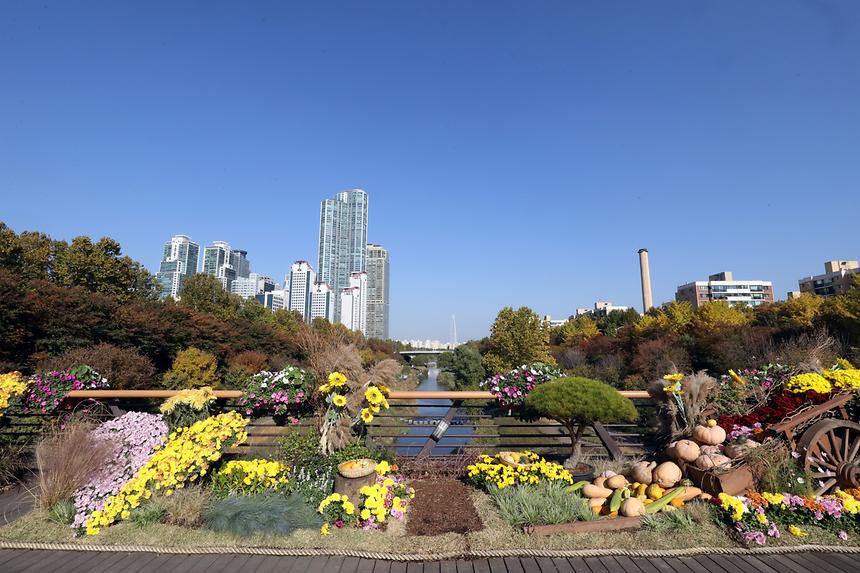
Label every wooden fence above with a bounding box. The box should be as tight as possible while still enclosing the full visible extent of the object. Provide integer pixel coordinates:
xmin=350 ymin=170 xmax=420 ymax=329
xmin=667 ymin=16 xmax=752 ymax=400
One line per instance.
xmin=0 ymin=390 xmax=656 ymax=461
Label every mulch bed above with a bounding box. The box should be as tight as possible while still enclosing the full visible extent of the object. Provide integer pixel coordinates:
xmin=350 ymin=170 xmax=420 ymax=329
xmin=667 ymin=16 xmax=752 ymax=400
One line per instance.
xmin=406 ymin=478 xmax=484 ymax=536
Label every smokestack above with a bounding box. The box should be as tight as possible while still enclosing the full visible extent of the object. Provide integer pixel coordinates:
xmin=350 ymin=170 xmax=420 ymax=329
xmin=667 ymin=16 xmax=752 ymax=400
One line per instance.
xmin=638 ymin=248 xmax=653 ymax=313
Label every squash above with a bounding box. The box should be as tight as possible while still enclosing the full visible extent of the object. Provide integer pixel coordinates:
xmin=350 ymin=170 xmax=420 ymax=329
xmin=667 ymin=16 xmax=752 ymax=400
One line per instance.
xmin=676 ymin=486 xmax=703 ymax=502
xmin=700 ymin=445 xmax=724 ymax=456
xmin=593 ymin=476 xmax=608 ymax=488
xmin=646 ymin=484 xmax=664 ymax=500
xmin=694 ymin=453 xmax=731 ymax=470
xmin=672 ymin=439 xmax=701 ymax=462
xmin=600 ymin=470 xmax=617 ymax=479
xmin=629 ymin=461 xmax=656 ymax=485
xmin=652 ymin=461 xmax=682 ymax=488
xmin=620 ymin=498 xmax=646 ymax=517
xmin=588 ymin=496 xmax=607 ymax=508
xmin=692 ymin=420 xmax=727 ymax=446
xmin=582 ymin=484 xmax=614 ymax=498
xmin=724 ymin=440 xmax=759 ymax=459
xmin=669 ymin=498 xmax=685 ymax=508
xmin=606 ymin=474 xmax=629 ymax=490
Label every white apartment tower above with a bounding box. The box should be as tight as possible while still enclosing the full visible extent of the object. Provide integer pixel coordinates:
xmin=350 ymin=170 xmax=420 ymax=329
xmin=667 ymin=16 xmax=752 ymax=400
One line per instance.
xmin=310 ymin=282 xmax=336 ymax=323
xmin=339 ymin=272 xmax=368 ymax=334
xmin=230 ymin=273 xmax=275 ymax=298
xmin=287 ymin=261 xmax=316 ymax=322
xmin=365 ymin=244 xmax=390 ymax=339
xmin=318 ymin=189 xmax=368 ymax=318
xmin=156 ymin=235 xmax=200 ymax=300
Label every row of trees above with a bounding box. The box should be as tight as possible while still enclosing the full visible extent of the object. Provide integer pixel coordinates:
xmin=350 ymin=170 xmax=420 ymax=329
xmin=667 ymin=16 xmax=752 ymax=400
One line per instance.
xmin=0 ymin=223 xmax=402 ymax=387
xmin=440 ymin=288 xmax=860 ymax=390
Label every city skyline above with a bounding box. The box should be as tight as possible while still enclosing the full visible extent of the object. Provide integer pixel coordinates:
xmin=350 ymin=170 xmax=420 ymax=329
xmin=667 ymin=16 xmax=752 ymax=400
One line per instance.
xmin=3 ymin=2 xmax=859 ymax=342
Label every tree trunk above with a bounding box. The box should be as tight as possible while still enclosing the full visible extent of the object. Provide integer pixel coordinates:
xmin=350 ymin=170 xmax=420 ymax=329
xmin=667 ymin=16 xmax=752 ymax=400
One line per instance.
xmin=565 ymin=422 xmax=587 ymax=467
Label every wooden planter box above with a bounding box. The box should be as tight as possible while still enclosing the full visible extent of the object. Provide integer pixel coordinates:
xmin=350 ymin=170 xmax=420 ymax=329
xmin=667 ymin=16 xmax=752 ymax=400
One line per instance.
xmin=525 ymin=516 xmax=642 ymax=535
xmin=685 ymin=465 xmax=754 ymax=496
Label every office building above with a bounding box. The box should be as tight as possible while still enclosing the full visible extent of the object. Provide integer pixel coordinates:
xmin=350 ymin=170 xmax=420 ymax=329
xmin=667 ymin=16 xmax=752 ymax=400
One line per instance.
xmin=231 ymin=273 xmax=275 ymax=298
xmin=675 ymin=271 xmax=774 ymax=309
xmin=798 ymin=260 xmax=859 ymax=297
xmin=339 ymin=272 xmax=367 ymax=334
xmin=256 ymin=289 xmax=286 ymax=311
xmin=365 ymin=244 xmax=390 ymax=339
xmin=155 ymin=235 xmax=200 ymax=300
xmin=318 ymin=189 xmax=369 ymax=318
xmin=287 ymin=261 xmax=316 ymax=321
xmin=202 ymin=241 xmax=250 ymax=291
xmin=310 ymin=282 xmax=336 ymax=323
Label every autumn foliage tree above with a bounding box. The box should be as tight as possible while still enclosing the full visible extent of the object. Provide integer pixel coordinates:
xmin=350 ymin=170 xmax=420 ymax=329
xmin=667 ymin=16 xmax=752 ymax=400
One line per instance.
xmin=482 ymin=306 xmax=555 ymax=374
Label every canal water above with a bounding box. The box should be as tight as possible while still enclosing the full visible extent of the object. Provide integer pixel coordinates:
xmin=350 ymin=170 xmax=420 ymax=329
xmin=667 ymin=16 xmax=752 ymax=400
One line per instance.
xmin=395 ymin=365 xmax=474 ymax=456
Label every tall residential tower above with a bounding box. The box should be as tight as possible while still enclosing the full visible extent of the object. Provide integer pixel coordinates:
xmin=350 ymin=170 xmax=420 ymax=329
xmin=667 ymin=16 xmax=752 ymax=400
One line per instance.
xmin=318 ymin=189 xmax=368 ymax=318
xmin=287 ymin=260 xmax=316 ymax=322
xmin=202 ymin=241 xmax=250 ymax=291
xmin=156 ymin=235 xmax=200 ymax=299
xmin=365 ymin=244 xmax=390 ymax=339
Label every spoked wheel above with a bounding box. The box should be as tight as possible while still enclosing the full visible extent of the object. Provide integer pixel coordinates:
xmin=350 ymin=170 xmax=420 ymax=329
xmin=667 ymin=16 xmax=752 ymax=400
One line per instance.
xmin=797 ymin=419 xmax=860 ymax=495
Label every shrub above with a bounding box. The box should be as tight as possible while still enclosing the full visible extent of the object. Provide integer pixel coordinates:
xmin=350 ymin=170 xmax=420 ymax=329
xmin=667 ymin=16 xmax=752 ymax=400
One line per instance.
xmin=129 ymin=504 xmax=166 ymax=528
xmin=36 ymin=420 xmax=113 ymax=509
xmin=48 ymin=499 xmax=76 ymax=525
xmin=161 ymin=348 xmax=220 ymax=389
xmin=158 ymin=387 xmax=215 ymax=430
xmin=36 ymin=344 xmax=156 ymax=390
xmin=204 ymin=492 xmax=321 ymax=537
xmin=489 ymin=481 xmax=593 ymax=527
xmin=524 ymin=377 xmax=638 ymax=462
xmin=0 ymin=371 xmax=28 ymax=416
xmin=157 ymin=485 xmax=211 ymax=527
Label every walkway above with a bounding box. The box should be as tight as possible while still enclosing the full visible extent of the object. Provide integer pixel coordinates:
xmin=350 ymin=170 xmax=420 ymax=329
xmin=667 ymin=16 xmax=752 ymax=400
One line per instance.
xmin=0 ymin=549 xmax=858 ymax=573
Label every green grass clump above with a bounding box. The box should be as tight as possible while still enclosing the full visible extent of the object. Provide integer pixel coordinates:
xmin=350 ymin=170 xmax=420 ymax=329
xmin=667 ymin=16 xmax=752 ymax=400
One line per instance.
xmin=642 ymin=509 xmax=694 ymax=532
xmin=47 ymin=499 xmax=75 ymax=525
xmin=489 ymin=481 xmax=594 ymax=528
xmin=204 ymin=492 xmax=321 ymax=537
xmin=129 ymin=504 xmax=166 ymax=528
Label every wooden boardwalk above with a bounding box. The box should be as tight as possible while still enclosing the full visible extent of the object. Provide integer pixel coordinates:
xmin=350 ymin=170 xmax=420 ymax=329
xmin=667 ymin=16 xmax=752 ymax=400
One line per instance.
xmin=0 ymin=549 xmax=858 ymax=573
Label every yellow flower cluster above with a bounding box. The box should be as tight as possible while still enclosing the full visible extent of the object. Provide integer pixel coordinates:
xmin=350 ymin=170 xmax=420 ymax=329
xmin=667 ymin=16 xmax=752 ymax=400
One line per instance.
xmin=761 ymin=492 xmax=785 ymax=506
xmin=159 ymin=387 xmax=216 ymax=413
xmin=718 ymin=492 xmax=747 ymax=522
xmin=318 ymin=371 xmax=347 ymax=394
xmin=466 ymin=451 xmax=573 ymax=490
xmin=360 ymin=383 xmax=390 ymax=424
xmin=84 ymin=411 xmax=248 ymax=535
xmin=662 ymin=373 xmax=684 ymax=382
xmin=0 ymin=372 xmax=27 ymax=417
xmin=213 ymin=459 xmax=288 ymax=495
xmin=836 ymin=490 xmax=860 ymax=514
xmin=823 ymin=369 xmax=860 ymax=391
xmin=785 ymin=372 xmax=832 ymax=394
xmin=318 ymin=492 xmax=356 ymax=516
xmin=360 ymin=483 xmax=395 ymax=523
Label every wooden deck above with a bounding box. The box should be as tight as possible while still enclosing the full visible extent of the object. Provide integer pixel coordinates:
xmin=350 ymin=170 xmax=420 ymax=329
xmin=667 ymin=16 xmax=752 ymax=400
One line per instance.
xmin=0 ymin=549 xmax=857 ymax=573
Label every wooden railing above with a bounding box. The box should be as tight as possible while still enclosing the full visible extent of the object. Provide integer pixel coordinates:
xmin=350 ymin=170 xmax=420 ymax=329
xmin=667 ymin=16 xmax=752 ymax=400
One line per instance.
xmin=3 ymin=390 xmax=656 ymax=460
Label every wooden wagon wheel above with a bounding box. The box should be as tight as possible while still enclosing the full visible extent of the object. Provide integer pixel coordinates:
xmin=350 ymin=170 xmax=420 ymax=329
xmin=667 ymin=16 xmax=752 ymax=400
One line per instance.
xmin=797 ymin=419 xmax=860 ymax=496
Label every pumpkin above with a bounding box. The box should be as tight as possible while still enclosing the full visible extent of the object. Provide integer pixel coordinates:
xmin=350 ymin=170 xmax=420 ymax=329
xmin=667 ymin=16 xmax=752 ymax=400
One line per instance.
xmin=629 ymin=461 xmax=656 ymax=485
xmin=724 ymin=440 xmax=759 ymax=459
xmin=652 ymin=461 xmax=682 ymax=488
xmin=606 ymin=474 xmax=629 ymax=489
xmin=692 ymin=419 xmax=726 ymax=446
xmin=672 ymin=439 xmax=701 ymax=462
xmin=694 ymin=453 xmax=731 ymax=470
xmin=588 ymin=497 xmax=607 ymax=508
xmin=700 ymin=444 xmax=724 ymax=456
xmin=582 ymin=484 xmax=614 ymax=498
xmin=620 ymin=498 xmax=646 ymax=517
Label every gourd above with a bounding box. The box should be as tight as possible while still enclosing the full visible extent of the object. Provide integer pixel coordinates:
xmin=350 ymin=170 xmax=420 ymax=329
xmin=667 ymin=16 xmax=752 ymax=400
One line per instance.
xmin=644 ymin=486 xmax=684 ymax=513
xmin=646 ymin=484 xmax=664 ymax=500
xmin=600 ymin=470 xmax=617 ymax=478
xmin=629 ymin=461 xmax=656 ymax=485
xmin=724 ymin=440 xmax=759 ymax=459
xmin=588 ymin=497 xmax=607 ymax=508
xmin=582 ymin=484 xmax=613 ymax=498
xmin=620 ymin=498 xmax=646 ymax=517
xmin=700 ymin=444 xmax=724 ymax=456
xmin=692 ymin=420 xmax=727 ymax=446
xmin=675 ymin=485 xmax=703 ymax=502
xmin=695 ymin=453 xmax=731 ymax=470
xmin=672 ymin=439 xmax=701 ymax=462
xmin=593 ymin=476 xmax=608 ymax=488
xmin=606 ymin=474 xmax=629 ymax=489
xmin=652 ymin=461 xmax=682 ymax=488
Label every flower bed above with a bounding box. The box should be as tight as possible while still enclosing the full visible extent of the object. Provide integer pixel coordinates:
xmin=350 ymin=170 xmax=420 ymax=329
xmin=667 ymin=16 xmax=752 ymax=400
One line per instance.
xmin=21 ymin=365 xmax=109 ymax=414
xmin=481 ymin=363 xmax=562 ymax=406
xmin=467 ymin=451 xmax=573 ymax=490
xmin=212 ymin=459 xmax=289 ymax=496
xmin=238 ymin=367 xmax=313 ymax=417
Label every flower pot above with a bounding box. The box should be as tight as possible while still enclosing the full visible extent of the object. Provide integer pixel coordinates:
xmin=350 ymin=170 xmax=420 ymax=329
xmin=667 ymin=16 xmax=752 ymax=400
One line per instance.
xmin=567 ymin=462 xmax=595 ymax=482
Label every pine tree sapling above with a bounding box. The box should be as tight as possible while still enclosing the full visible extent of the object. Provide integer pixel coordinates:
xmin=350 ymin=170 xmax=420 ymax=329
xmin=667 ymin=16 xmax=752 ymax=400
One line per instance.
xmin=524 ymin=377 xmax=638 ymax=463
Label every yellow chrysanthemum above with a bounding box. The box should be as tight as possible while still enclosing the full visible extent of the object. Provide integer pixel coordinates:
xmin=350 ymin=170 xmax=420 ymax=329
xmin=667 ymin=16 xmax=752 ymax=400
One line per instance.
xmin=662 ymin=373 xmax=684 ymax=382
xmin=332 ymin=394 xmax=347 ymax=408
xmin=328 ymin=372 xmax=347 ymax=387
xmin=360 ymin=408 xmax=374 ymax=423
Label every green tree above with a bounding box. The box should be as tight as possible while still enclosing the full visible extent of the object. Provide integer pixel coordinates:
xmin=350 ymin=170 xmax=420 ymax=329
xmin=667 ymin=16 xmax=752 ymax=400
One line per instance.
xmin=178 ymin=274 xmax=241 ymax=318
xmin=437 ymin=345 xmax=486 ymax=390
xmin=597 ymin=308 xmax=640 ymax=336
xmin=692 ymin=300 xmax=753 ymax=332
xmin=162 ymin=347 xmax=220 ymax=389
xmin=482 ymin=306 xmax=555 ymax=374
xmin=776 ymin=293 xmax=826 ymax=330
xmin=555 ymin=315 xmax=600 ymax=345
xmin=524 ymin=377 xmax=637 ymax=462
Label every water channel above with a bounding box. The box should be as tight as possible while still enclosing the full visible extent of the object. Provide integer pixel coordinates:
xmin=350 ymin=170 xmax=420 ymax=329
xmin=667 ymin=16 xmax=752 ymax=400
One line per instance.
xmin=395 ymin=364 xmax=475 ymax=456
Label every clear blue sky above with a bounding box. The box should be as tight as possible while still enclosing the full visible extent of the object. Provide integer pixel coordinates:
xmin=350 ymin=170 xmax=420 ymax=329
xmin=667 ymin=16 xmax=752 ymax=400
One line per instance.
xmin=2 ymin=1 xmax=859 ymax=342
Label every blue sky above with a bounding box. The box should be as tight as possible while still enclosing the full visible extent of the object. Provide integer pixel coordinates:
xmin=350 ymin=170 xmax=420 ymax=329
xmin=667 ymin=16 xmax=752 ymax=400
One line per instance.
xmin=1 ymin=1 xmax=859 ymax=342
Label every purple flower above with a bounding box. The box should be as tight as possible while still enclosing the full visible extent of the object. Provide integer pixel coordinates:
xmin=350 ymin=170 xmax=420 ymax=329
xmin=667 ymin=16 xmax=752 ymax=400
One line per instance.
xmin=838 ymin=531 xmax=848 ymax=541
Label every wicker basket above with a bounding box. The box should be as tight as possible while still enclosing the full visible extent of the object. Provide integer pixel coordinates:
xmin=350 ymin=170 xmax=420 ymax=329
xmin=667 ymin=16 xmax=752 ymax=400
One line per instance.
xmin=497 ymin=451 xmax=533 ymax=470
xmin=337 ymin=458 xmax=377 ymax=478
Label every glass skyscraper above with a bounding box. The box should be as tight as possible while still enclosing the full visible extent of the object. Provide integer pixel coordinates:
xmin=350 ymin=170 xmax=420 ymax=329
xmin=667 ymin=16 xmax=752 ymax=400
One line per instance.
xmin=318 ymin=189 xmax=368 ymax=318
xmin=156 ymin=235 xmax=200 ymax=300
xmin=202 ymin=241 xmax=250 ymax=291
xmin=365 ymin=244 xmax=389 ymax=339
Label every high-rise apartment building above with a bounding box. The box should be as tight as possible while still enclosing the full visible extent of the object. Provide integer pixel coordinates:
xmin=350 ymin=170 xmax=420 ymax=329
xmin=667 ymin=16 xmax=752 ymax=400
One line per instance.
xmin=675 ymin=271 xmax=774 ymax=309
xmin=310 ymin=282 xmax=336 ymax=323
xmin=155 ymin=235 xmax=200 ymax=299
xmin=202 ymin=241 xmax=250 ymax=291
xmin=365 ymin=244 xmax=390 ymax=339
xmin=231 ymin=273 xmax=275 ymax=298
xmin=286 ymin=261 xmax=316 ymax=322
xmin=339 ymin=272 xmax=367 ymax=334
xmin=318 ymin=189 xmax=368 ymax=318
xmin=798 ymin=260 xmax=859 ymax=297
